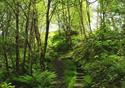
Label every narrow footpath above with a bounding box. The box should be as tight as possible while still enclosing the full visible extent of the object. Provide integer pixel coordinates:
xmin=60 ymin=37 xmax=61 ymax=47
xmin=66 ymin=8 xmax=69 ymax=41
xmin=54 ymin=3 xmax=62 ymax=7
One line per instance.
xmin=54 ymin=59 xmax=65 ymax=88
xmin=74 ymin=65 xmax=84 ymax=88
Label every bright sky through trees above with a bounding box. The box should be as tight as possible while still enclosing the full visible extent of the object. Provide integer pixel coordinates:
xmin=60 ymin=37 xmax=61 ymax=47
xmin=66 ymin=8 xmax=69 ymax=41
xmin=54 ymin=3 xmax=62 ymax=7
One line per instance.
xmin=49 ymin=0 xmax=98 ymax=32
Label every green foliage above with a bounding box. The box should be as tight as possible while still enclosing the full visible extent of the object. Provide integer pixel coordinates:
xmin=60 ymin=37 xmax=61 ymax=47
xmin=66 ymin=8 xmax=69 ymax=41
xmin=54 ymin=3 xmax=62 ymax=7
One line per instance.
xmin=73 ymin=29 xmax=125 ymax=88
xmin=68 ymin=76 xmax=76 ymax=88
xmin=11 ymin=71 xmax=56 ymax=88
xmin=121 ymin=81 xmax=125 ymax=88
xmin=0 ymin=69 xmax=9 ymax=82
xmin=51 ymin=32 xmax=69 ymax=52
xmin=1 ymin=0 xmax=125 ymax=88
xmin=33 ymin=71 xmax=56 ymax=88
xmin=83 ymin=75 xmax=92 ymax=84
xmin=63 ymin=60 xmax=76 ymax=88
xmin=0 ymin=82 xmax=15 ymax=88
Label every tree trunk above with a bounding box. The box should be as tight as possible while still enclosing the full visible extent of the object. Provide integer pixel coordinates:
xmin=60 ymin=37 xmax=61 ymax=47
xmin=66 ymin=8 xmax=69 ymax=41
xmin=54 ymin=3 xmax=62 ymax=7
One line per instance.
xmin=66 ymin=0 xmax=72 ymax=47
xmin=79 ymin=0 xmax=87 ymax=39
xmin=86 ymin=0 xmax=92 ymax=33
xmin=2 ymin=29 xmax=9 ymax=74
xmin=22 ymin=2 xmax=31 ymax=73
xmin=44 ymin=0 xmax=51 ymax=54
xmin=15 ymin=2 xmax=20 ymax=73
xmin=32 ymin=0 xmax=45 ymax=71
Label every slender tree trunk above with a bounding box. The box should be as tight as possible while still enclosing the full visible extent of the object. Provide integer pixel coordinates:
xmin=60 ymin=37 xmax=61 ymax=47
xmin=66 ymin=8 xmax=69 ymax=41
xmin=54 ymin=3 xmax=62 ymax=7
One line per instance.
xmin=79 ymin=0 xmax=87 ymax=39
xmin=28 ymin=42 xmax=33 ymax=75
xmin=61 ymin=0 xmax=72 ymax=47
xmin=32 ymin=0 xmax=45 ymax=71
xmin=23 ymin=2 xmax=31 ymax=73
xmin=15 ymin=2 xmax=20 ymax=73
xmin=28 ymin=16 xmax=34 ymax=75
xmin=1 ymin=11 xmax=11 ymax=74
xmin=44 ymin=0 xmax=51 ymax=54
xmin=22 ymin=17 xmax=29 ymax=73
xmin=66 ymin=0 xmax=72 ymax=47
xmin=2 ymin=30 xmax=9 ymax=74
xmin=86 ymin=0 xmax=92 ymax=33
xmin=33 ymin=12 xmax=45 ymax=71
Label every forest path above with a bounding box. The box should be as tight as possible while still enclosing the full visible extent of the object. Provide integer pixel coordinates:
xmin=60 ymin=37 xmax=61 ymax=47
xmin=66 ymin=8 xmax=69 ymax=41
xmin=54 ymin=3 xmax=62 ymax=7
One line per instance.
xmin=74 ymin=65 xmax=84 ymax=88
xmin=54 ymin=59 xmax=66 ymax=88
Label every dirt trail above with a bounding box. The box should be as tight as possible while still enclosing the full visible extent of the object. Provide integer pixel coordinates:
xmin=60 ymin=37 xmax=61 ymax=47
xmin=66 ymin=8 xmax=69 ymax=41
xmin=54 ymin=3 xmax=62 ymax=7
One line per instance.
xmin=74 ymin=65 xmax=84 ymax=88
xmin=54 ymin=59 xmax=65 ymax=88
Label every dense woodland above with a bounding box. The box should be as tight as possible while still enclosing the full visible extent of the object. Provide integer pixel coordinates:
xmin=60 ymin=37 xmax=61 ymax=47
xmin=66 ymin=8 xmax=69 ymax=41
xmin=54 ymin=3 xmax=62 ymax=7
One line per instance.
xmin=0 ymin=0 xmax=125 ymax=88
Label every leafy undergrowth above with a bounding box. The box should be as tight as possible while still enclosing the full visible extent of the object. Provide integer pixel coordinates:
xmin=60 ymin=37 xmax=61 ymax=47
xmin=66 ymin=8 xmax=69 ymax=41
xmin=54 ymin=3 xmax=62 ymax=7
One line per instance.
xmin=6 ymin=71 xmax=56 ymax=88
xmin=63 ymin=59 xmax=76 ymax=88
xmin=73 ymin=29 xmax=125 ymax=88
xmin=0 ymin=82 xmax=15 ymax=88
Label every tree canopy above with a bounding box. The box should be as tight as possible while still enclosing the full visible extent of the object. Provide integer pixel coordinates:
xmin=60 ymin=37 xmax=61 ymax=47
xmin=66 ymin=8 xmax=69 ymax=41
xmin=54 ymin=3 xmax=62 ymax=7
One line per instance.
xmin=0 ymin=0 xmax=125 ymax=88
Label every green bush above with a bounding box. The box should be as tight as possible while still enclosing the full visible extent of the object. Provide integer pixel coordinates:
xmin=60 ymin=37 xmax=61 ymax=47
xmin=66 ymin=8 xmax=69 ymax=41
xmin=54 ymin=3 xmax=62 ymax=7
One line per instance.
xmin=73 ymin=29 xmax=125 ymax=88
xmin=11 ymin=71 xmax=56 ymax=88
xmin=68 ymin=76 xmax=76 ymax=88
xmin=0 ymin=69 xmax=9 ymax=82
xmin=33 ymin=71 xmax=56 ymax=88
xmin=0 ymin=82 xmax=15 ymax=88
xmin=51 ymin=32 xmax=70 ymax=52
xmin=63 ymin=60 xmax=76 ymax=88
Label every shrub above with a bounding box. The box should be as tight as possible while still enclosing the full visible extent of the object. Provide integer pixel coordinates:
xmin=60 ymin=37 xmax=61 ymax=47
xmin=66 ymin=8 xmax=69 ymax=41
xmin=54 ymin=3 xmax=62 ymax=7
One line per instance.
xmin=0 ymin=82 xmax=15 ymax=88
xmin=11 ymin=71 xmax=56 ymax=88
xmin=63 ymin=60 xmax=76 ymax=88
xmin=73 ymin=29 xmax=125 ymax=88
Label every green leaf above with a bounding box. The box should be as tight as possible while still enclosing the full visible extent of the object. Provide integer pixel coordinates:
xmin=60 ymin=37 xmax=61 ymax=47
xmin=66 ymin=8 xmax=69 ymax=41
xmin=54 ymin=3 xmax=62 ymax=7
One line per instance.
xmin=83 ymin=75 xmax=92 ymax=84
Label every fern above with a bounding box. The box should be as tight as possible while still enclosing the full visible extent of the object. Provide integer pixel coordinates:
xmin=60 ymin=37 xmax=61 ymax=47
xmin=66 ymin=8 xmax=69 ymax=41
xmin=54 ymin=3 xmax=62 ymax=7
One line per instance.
xmin=0 ymin=82 xmax=15 ymax=88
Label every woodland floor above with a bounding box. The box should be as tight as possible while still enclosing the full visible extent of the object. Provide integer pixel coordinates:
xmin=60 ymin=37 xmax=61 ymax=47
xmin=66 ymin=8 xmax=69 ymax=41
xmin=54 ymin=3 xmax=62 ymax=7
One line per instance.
xmin=54 ymin=59 xmax=83 ymax=88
